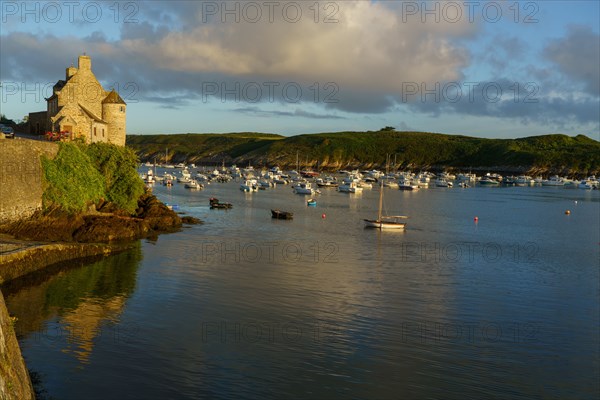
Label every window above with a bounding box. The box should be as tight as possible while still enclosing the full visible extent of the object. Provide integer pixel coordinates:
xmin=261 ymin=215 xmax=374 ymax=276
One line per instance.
xmin=94 ymin=127 xmax=97 ymax=136
xmin=120 ymin=106 xmax=125 ymax=112
xmin=102 ymin=129 xmax=105 ymax=137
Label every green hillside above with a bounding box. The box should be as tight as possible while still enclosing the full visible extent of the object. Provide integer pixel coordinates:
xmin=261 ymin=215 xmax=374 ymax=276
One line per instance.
xmin=126 ymin=132 xmax=284 ymax=163
xmin=126 ymin=131 xmax=600 ymax=175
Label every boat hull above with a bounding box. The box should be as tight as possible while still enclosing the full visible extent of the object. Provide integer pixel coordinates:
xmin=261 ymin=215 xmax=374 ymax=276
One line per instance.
xmin=271 ymin=210 xmax=293 ymax=220
xmin=363 ymin=219 xmax=406 ymax=230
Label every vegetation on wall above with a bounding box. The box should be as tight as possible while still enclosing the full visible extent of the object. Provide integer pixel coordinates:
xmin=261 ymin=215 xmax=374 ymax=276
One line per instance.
xmin=42 ymin=142 xmax=144 ymax=214
xmin=86 ymin=143 xmax=145 ymax=213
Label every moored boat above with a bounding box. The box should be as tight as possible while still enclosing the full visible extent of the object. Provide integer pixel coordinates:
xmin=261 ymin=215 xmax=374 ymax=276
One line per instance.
xmin=271 ymin=210 xmax=293 ymax=220
xmin=209 ymin=197 xmax=233 ymax=209
xmin=364 ymin=180 xmax=407 ymax=230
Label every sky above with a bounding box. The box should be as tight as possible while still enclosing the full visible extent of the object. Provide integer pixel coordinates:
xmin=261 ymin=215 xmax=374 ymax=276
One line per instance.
xmin=0 ymin=0 xmax=598 ymax=139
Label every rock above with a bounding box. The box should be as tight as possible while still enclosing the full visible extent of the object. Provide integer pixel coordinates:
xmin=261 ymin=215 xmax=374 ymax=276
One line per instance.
xmin=73 ymin=215 xmax=149 ymax=243
xmin=135 ymin=193 xmax=182 ymax=232
xmin=181 ymin=216 xmax=202 ymax=225
xmin=0 ymin=194 xmax=183 ymax=244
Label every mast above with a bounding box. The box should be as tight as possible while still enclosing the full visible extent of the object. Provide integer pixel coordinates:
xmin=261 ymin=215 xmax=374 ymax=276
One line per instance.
xmin=378 ymin=179 xmax=383 ymax=222
xmin=296 ymin=151 xmax=299 ymax=172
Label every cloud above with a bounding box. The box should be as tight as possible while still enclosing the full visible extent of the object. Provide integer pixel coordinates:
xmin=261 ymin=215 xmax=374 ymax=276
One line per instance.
xmin=544 ymin=25 xmax=600 ymax=95
xmin=233 ymin=107 xmax=346 ymax=120
xmin=1 ymin=1 xmax=475 ymax=114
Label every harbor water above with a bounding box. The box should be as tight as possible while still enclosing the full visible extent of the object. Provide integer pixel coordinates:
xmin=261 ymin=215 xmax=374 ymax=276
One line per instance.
xmin=4 ymin=179 xmax=599 ymax=399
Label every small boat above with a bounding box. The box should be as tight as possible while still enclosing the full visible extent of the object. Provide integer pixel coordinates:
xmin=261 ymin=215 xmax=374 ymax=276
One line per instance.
xmin=307 ymin=198 xmax=317 ymax=206
xmin=434 ymin=178 xmax=453 ymax=187
xmin=364 ymin=181 xmax=407 ymax=230
xmin=541 ymin=176 xmax=566 ymax=186
xmin=240 ymin=179 xmax=258 ymax=192
xmin=292 ymin=182 xmax=315 ymax=195
xmin=271 ymin=210 xmax=293 ymax=220
xmin=338 ymin=181 xmax=363 ymax=193
xmin=185 ymin=180 xmax=203 ymax=190
xmin=209 ymin=198 xmax=233 ymax=209
xmin=478 ymin=176 xmax=499 ymax=186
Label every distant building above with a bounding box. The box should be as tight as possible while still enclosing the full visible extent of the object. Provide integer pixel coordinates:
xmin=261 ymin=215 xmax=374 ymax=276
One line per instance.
xmin=28 ymin=54 xmax=126 ymax=146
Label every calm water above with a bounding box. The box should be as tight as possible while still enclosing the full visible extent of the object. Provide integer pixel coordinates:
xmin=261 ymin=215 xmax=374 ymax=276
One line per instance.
xmin=4 ymin=178 xmax=599 ymax=399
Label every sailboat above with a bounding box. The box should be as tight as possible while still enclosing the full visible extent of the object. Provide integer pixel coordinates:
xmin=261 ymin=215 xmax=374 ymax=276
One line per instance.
xmin=363 ymin=180 xmax=407 ymax=230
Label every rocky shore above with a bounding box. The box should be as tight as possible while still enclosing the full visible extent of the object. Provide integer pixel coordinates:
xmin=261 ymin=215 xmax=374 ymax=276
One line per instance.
xmin=1 ymin=193 xmax=199 ymax=244
xmin=0 ymin=192 xmax=200 ymax=283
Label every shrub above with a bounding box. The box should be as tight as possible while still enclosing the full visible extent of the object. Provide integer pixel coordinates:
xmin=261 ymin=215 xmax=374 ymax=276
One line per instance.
xmin=42 ymin=142 xmax=105 ymax=214
xmin=42 ymin=142 xmax=145 ymax=214
xmin=85 ymin=143 xmax=145 ymax=213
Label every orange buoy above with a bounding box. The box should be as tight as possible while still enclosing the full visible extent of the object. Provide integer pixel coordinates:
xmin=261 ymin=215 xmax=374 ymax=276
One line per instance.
xmin=474 ymin=216 xmax=479 ymax=222
xmin=565 ymin=210 xmax=571 ymax=215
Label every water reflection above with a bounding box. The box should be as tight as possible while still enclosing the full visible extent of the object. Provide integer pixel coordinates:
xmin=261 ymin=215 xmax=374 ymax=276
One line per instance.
xmin=3 ymin=246 xmax=141 ymax=363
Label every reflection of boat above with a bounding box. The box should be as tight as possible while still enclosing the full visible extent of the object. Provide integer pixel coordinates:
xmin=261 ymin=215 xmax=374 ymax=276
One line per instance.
xmin=271 ymin=210 xmax=293 ymax=220
xmin=209 ymin=197 xmax=233 ymax=209
xmin=364 ymin=181 xmax=407 ymax=230
xmin=307 ymin=198 xmax=317 ymax=206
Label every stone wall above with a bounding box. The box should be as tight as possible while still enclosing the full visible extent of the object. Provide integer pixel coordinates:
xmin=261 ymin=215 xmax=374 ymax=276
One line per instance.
xmin=0 ymin=139 xmax=58 ymax=224
xmin=0 ymin=291 xmax=34 ymax=400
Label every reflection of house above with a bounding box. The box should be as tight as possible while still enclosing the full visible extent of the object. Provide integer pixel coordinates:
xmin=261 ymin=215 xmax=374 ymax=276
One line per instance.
xmin=28 ymin=54 xmax=126 ymax=146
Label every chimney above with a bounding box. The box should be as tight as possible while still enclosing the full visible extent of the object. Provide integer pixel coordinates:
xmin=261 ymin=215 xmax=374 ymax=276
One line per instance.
xmin=66 ymin=65 xmax=77 ymax=79
xmin=78 ymin=54 xmax=91 ymax=71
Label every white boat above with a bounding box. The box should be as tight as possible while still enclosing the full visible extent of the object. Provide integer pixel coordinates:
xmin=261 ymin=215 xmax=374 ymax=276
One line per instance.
xmin=399 ymin=182 xmax=419 ymax=190
xmin=258 ymin=180 xmax=275 ymax=189
xmin=578 ymin=179 xmax=597 ymax=190
xmin=338 ymin=181 xmax=363 ymax=193
xmin=292 ymin=182 xmax=315 ymax=195
xmin=364 ymin=181 xmax=407 ymax=230
xmin=434 ymin=178 xmax=453 ymax=187
xmin=515 ymin=175 xmax=534 ymax=186
xmin=240 ymin=179 xmax=258 ymax=192
xmin=541 ymin=176 xmax=566 ymax=186
xmin=382 ymin=180 xmax=399 ymax=189
xmin=184 ymin=180 xmax=203 ymax=190
xmin=478 ymin=176 xmax=499 ymax=186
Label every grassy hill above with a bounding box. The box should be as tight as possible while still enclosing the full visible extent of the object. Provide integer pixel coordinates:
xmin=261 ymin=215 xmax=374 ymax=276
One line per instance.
xmin=126 ymin=131 xmax=600 ymax=175
xmin=126 ymin=132 xmax=284 ymax=164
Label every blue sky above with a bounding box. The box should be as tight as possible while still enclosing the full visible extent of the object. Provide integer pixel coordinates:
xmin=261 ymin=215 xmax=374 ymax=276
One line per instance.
xmin=1 ymin=1 xmax=598 ymax=139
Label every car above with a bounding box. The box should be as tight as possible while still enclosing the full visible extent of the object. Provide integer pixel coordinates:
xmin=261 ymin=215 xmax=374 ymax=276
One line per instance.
xmin=1 ymin=126 xmax=15 ymax=139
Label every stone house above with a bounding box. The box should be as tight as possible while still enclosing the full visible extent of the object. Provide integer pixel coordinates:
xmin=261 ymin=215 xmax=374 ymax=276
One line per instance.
xmin=29 ymin=54 xmax=126 ymax=146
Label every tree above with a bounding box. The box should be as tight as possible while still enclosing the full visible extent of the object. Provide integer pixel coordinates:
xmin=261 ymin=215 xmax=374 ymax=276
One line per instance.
xmin=0 ymin=113 xmax=15 ymax=125
xmin=380 ymin=126 xmax=396 ymax=132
